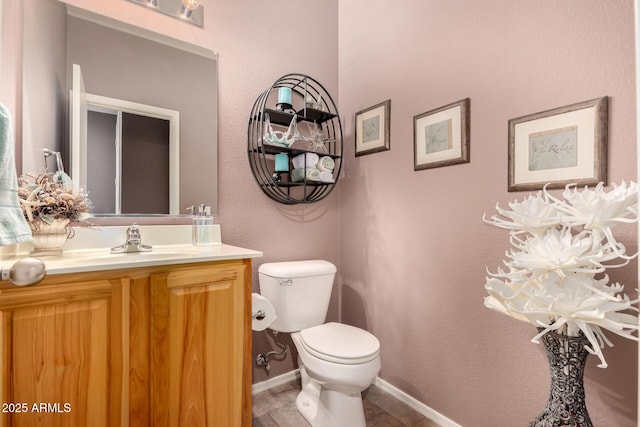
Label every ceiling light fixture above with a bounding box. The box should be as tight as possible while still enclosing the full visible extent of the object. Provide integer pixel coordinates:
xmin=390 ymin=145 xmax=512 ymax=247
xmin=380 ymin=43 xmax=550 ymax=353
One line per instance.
xmin=125 ymin=0 xmax=204 ymax=28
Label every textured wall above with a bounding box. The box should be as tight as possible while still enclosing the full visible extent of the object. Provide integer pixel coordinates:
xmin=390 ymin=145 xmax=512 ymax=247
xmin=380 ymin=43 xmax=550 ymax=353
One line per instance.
xmin=338 ymin=1 xmax=637 ymax=426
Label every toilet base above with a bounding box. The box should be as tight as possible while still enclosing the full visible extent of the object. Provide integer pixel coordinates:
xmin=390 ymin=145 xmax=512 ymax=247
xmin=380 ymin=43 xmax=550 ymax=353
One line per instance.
xmin=296 ymin=364 xmax=367 ymax=427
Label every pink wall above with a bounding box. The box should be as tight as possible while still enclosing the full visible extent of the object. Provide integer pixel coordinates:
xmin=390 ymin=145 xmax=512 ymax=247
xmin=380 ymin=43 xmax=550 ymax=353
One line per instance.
xmin=338 ymin=1 xmax=637 ymax=426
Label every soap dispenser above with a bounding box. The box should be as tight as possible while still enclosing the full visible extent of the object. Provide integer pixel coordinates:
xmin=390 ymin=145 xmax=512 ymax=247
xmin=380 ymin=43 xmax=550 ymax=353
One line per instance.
xmin=189 ymin=204 xmax=215 ymax=246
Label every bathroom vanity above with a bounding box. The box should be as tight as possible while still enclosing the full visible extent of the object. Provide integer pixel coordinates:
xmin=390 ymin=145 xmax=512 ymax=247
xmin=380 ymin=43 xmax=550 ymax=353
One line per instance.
xmin=0 ymin=227 xmax=261 ymax=426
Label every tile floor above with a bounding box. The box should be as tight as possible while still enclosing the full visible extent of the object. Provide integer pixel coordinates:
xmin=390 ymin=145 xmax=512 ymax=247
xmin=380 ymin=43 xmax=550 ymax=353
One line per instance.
xmin=252 ymin=379 xmax=440 ymax=427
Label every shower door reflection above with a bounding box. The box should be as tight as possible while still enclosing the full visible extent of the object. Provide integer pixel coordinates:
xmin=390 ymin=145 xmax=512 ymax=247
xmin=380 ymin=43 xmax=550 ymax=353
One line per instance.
xmin=87 ymin=110 xmax=171 ymax=214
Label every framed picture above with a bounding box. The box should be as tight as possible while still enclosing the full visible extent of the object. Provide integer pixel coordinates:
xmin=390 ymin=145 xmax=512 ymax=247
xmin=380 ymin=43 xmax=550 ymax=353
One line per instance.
xmin=508 ymin=97 xmax=608 ymax=192
xmin=355 ymin=100 xmax=391 ymax=156
xmin=413 ymin=98 xmax=470 ymax=171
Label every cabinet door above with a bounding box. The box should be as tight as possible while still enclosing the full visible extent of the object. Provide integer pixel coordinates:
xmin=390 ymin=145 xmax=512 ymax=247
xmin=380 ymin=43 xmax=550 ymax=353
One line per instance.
xmin=150 ymin=262 xmax=247 ymax=426
xmin=0 ymin=278 xmax=129 ymax=427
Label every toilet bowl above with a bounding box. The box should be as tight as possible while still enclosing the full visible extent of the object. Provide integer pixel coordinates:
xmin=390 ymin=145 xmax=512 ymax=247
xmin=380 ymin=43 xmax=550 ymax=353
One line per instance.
xmin=291 ymin=322 xmax=381 ymax=427
xmin=258 ymin=260 xmax=381 ymax=427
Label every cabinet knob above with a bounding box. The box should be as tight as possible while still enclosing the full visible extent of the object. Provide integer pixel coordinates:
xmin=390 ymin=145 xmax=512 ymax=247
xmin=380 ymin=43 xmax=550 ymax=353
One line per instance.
xmin=1 ymin=257 xmax=47 ymax=286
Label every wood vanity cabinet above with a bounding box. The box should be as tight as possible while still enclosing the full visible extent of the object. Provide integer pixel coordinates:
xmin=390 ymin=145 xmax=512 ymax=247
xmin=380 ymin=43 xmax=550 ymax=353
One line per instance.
xmin=0 ymin=258 xmax=252 ymax=427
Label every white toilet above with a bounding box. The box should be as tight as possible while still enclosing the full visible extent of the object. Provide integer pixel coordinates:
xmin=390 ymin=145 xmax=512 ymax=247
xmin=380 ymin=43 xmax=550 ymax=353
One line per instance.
xmin=259 ymin=260 xmax=381 ymax=427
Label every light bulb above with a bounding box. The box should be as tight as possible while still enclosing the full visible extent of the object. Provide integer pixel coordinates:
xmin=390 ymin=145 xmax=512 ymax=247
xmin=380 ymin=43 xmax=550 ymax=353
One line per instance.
xmin=180 ymin=0 xmax=198 ymax=18
xmin=182 ymin=0 xmax=198 ymax=10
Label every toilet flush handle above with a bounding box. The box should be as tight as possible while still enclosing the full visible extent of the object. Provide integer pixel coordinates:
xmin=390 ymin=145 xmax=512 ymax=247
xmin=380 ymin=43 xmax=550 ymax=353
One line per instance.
xmin=279 ymin=279 xmax=293 ymax=286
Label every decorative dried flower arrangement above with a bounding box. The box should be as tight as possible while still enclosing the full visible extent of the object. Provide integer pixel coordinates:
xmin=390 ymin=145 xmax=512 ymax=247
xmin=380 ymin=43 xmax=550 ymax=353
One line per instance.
xmin=17 ymin=172 xmax=91 ymax=233
xmin=483 ymin=182 xmax=638 ymax=368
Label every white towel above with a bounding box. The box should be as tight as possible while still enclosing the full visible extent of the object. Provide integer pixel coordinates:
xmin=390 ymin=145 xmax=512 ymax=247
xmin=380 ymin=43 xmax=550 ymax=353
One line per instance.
xmin=292 ymin=152 xmax=319 ymax=169
xmin=291 ymin=168 xmax=321 ymax=182
xmin=319 ymin=171 xmax=334 ymax=183
xmin=317 ymin=156 xmax=335 ymax=172
xmin=0 ymin=104 xmax=32 ymax=245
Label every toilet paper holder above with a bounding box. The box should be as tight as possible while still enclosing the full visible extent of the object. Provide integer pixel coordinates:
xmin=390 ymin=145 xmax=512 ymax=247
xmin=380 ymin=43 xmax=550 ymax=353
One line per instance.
xmin=252 ymin=310 xmax=266 ymax=321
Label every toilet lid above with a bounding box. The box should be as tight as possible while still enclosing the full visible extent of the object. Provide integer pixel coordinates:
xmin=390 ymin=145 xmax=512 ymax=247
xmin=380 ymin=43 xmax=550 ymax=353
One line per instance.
xmin=299 ymin=322 xmax=380 ymax=364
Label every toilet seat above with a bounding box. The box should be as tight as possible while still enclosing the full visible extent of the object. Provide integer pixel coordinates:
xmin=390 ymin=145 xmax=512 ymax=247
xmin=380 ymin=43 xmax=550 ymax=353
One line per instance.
xmin=299 ymin=322 xmax=380 ymax=365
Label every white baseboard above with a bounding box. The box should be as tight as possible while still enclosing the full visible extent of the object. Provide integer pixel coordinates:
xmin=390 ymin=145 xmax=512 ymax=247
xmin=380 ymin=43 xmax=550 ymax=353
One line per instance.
xmin=252 ymin=369 xmax=301 ymax=395
xmin=252 ymin=372 xmax=461 ymax=427
xmin=373 ymin=377 xmax=462 ymax=427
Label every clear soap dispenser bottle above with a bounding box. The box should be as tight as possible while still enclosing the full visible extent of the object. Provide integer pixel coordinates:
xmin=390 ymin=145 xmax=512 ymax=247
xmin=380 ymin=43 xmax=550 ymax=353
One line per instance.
xmin=190 ymin=204 xmax=215 ymax=246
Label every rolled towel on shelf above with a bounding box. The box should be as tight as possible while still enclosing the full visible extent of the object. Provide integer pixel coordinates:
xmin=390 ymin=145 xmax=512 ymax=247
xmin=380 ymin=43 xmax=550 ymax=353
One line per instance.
xmin=317 ymin=156 xmax=335 ymax=172
xmin=291 ymin=168 xmax=321 ymax=182
xmin=319 ymin=171 xmax=334 ymax=183
xmin=292 ymin=152 xmax=319 ymax=169
xmin=291 ymin=168 xmax=304 ymax=182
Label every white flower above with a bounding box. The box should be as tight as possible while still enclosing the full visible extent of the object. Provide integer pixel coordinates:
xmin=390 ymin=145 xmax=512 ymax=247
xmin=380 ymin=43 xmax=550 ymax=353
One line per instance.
xmin=505 ymin=228 xmax=628 ymax=278
xmin=560 ymin=182 xmax=638 ymax=228
xmin=483 ymin=181 xmax=639 ymax=368
xmin=483 ymin=191 xmax=560 ymax=236
xmin=485 ymin=272 xmax=639 ymax=368
xmin=550 ymin=182 xmax=638 ymax=257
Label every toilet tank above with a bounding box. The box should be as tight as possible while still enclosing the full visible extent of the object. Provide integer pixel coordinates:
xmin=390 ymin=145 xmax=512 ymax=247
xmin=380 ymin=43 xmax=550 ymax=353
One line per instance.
xmin=258 ymin=260 xmax=337 ymax=333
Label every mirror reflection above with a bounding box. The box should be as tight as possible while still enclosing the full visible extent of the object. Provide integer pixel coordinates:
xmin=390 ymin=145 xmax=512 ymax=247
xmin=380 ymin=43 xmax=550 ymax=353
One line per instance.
xmin=85 ymin=98 xmax=176 ymax=214
xmin=21 ymin=0 xmax=218 ymax=216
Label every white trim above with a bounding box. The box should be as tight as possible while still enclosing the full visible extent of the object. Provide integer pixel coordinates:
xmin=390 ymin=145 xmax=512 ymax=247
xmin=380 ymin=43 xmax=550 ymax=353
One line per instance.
xmin=115 ymin=110 xmax=123 ymax=215
xmin=252 ymin=369 xmax=301 ymax=395
xmin=374 ymin=377 xmax=463 ymax=427
xmin=251 ymin=372 xmax=461 ymax=427
xmin=70 ymin=64 xmax=87 ymax=195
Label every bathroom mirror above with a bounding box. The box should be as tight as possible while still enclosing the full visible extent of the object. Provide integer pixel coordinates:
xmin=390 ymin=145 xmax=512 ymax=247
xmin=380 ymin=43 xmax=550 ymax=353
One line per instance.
xmin=20 ymin=0 xmax=218 ymax=216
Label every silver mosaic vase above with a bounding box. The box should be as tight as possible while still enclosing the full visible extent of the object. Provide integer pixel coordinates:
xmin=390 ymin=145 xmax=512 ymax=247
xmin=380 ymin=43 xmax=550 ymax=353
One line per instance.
xmin=529 ymin=330 xmax=592 ymax=427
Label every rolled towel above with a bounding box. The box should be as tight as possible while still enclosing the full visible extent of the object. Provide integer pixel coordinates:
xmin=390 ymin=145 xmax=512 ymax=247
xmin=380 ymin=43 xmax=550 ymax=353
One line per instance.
xmin=292 ymin=152 xmax=319 ymax=169
xmin=317 ymin=156 xmax=335 ymax=172
xmin=291 ymin=168 xmax=304 ymax=182
xmin=319 ymin=171 xmax=334 ymax=183
xmin=291 ymin=168 xmax=321 ymax=182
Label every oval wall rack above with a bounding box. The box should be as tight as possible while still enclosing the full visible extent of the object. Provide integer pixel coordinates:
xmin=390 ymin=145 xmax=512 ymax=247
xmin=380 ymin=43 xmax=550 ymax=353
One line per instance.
xmin=247 ymin=73 xmax=343 ymax=204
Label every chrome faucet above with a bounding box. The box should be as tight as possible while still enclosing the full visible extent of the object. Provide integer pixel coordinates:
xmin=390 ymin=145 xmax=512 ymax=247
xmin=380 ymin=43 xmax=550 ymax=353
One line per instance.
xmin=110 ymin=224 xmax=152 ymax=253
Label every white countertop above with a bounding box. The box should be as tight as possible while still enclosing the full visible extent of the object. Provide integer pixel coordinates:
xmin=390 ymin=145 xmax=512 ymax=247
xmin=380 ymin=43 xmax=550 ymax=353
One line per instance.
xmin=0 ymin=225 xmax=263 ymax=276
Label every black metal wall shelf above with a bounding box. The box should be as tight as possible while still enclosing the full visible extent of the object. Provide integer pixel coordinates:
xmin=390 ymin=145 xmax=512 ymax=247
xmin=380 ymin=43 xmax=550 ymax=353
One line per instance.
xmin=252 ymin=144 xmax=341 ymax=159
xmin=247 ymin=74 xmax=343 ymax=204
xmin=255 ymin=107 xmax=337 ymax=126
xmin=261 ymin=181 xmax=331 ymax=188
